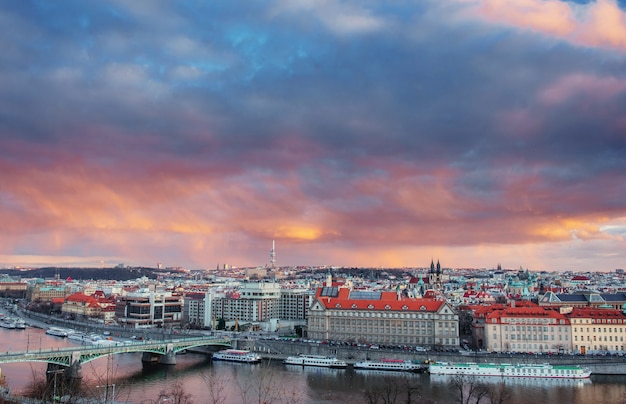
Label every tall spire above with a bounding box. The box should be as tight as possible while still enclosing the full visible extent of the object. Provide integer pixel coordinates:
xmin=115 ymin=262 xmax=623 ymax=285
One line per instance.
xmin=269 ymin=239 xmax=276 ymax=268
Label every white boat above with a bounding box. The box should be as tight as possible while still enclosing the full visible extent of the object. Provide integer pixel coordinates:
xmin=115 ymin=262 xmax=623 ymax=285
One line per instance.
xmin=14 ymin=318 xmax=27 ymax=329
xmin=284 ymin=354 xmax=348 ymax=369
xmin=354 ymin=358 xmax=424 ymax=372
xmin=0 ymin=318 xmax=16 ymax=329
xmin=45 ymin=327 xmax=69 ymax=337
xmin=212 ymin=349 xmax=262 ymax=363
xmin=428 ymin=362 xmax=591 ymax=379
xmin=67 ymin=332 xmax=89 ymax=342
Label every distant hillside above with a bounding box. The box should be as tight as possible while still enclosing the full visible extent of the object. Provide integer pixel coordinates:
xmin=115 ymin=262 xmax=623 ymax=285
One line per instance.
xmin=1 ymin=266 xmax=160 ymax=281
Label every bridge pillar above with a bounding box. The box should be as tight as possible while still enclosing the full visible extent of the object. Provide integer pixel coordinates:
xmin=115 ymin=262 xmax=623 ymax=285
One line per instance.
xmin=69 ymin=352 xmax=83 ymax=379
xmin=160 ymin=350 xmax=177 ymax=365
xmin=142 ymin=352 xmax=160 ymax=363
xmin=159 ymin=344 xmax=176 ymax=365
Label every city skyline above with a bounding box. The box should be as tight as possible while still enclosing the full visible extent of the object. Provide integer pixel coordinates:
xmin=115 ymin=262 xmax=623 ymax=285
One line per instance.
xmin=1 ymin=1 xmax=625 ymax=271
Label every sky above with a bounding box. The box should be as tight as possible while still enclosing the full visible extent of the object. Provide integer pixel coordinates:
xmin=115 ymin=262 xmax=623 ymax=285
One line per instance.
xmin=1 ymin=0 xmax=626 ymax=272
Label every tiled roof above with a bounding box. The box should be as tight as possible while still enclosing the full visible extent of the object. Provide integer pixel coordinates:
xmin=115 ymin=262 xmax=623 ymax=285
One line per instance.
xmin=314 ymin=287 xmax=445 ymax=312
xmin=66 ymin=292 xmax=101 ymax=308
xmin=566 ymin=307 xmax=626 ymax=319
xmin=487 ymin=306 xmax=568 ymax=323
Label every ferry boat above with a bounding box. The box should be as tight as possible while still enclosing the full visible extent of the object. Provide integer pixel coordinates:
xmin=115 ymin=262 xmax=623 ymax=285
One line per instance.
xmin=428 ymin=362 xmax=591 ymax=379
xmin=354 ymin=358 xmax=424 ymax=372
xmin=45 ymin=327 xmax=69 ymax=337
xmin=212 ymin=349 xmax=262 ymax=363
xmin=283 ymin=354 xmax=348 ymax=369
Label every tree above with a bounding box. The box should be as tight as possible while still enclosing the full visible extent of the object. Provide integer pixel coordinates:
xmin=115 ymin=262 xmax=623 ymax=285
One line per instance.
xmin=217 ymin=317 xmax=226 ymax=330
xmin=362 ymin=375 xmax=428 ymax=404
xmin=158 ymin=381 xmax=193 ymax=404
xmin=449 ymin=374 xmax=491 ymax=404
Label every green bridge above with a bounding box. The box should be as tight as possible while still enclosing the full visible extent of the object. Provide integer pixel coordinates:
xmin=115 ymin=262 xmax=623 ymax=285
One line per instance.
xmin=0 ymin=336 xmax=231 ymax=379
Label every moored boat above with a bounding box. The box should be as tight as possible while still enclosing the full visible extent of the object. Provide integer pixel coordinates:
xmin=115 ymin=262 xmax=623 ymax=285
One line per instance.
xmin=284 ymin=354 xmax=347 ymax=368
xmin=428 ymin=362 xmax=591 ymax=379
xmin=67 ymin=331 xmax=89 ymax=342
xmin=45 ymin=327 xmax=69 ymax=337
xmin=14 ymin=318 xmax=27 ymax=329
xmin=0 ymin=318 xmax=16 ymax=329
xmin=354 ymin=358 xmax=424 ymax=372
xmin=212 ymin=349 xmax=262 ymax=363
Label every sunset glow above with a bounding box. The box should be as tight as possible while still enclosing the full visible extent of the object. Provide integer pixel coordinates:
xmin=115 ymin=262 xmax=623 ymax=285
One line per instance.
xmin=0 ymin=1 xmax=625 ymax=271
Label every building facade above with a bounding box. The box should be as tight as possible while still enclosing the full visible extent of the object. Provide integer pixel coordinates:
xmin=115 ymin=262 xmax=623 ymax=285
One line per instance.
xmin=213 ymin=282 xmax=281 ymax=324
xmin=566 ymin=307 xmax=626 ymax=354
xmin=115 ymin=290 xmax=183 ymax=328
xmin=484 ymin=306 xmax=571 ymax=353
xmin=307 ymin=287 xmax=459 ymax=348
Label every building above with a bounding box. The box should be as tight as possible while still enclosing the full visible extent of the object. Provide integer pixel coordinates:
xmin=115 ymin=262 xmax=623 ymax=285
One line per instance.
xmin=115 ymin=290 xmax=183 ymax=328
xmin=278 ymin=288 xmax=313 ymax=321
xmin=62 ymin=292 xmax=103 ymax=320
xmin=565 ymin=306 xmax=626 ymax=354
xmin=307 ymin=286 xmax=459 ymax=349
xmin=213 ymin=282 xmax=281 ymax=326
xmin=540 ymin=291 xmax=626 ymax=310
xmin=184 ymin=290 xmax=216 ymax=329
xmin=27 ymin=280 xmax=70 ymax=302
xmin=0 ymin=276 xmax=28 ymax=298
xmin=484 ymin=305 xmax=571 ymax=354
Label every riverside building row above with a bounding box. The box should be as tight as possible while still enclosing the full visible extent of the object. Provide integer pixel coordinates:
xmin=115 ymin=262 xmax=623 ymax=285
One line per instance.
xmin=471 ymin=303 xmax=626 ymax=354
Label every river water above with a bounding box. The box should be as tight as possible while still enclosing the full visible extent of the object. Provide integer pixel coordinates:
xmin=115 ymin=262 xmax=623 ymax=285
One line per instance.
xmin=1 ymin=327 xmax=626 ymax=403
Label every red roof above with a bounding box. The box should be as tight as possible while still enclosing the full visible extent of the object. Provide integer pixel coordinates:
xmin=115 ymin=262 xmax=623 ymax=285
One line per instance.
xmin=66 ymin=292 xmax=101 ymax=308
xmin=315 ymin=287 xmax=445 ymax=312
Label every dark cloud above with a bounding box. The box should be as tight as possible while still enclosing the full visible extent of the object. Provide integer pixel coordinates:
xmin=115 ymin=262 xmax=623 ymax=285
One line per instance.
xmin=0 ymin=0 xmax=625 ymax=269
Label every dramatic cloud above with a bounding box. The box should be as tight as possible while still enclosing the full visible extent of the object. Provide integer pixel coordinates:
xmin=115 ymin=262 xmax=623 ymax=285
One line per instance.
xmin=0 ymin=0 xmax=625 ymax=271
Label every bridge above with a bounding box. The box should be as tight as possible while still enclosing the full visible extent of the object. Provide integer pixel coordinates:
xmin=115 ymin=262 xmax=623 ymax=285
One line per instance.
xmin=0 ymin=336 xmax=231 ymax=379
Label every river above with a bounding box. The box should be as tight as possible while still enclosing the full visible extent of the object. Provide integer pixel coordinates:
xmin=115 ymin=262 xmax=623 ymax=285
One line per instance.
xmin=1 ymin=327 xmax=626 ymax=403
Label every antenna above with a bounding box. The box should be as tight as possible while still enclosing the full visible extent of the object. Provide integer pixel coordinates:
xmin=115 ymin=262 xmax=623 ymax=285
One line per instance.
xmin=269 ymin=240 xmax=276 ymax=268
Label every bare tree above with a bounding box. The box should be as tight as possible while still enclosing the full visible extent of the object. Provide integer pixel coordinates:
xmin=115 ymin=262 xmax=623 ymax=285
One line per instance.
xmin=235 ymin=363 xmax=282 ymax=404
xmin=201 ymin=370 xmax=228 ymax=404
xmin=450 ymin=374 xmax=489 ymax=404
xmin=486 ymin=382 xmax=512 ymax=404
xmin=362 ymin=375 xmax=426 ymax=404
xmin=158 ymin=381 xmax=193 ymax=404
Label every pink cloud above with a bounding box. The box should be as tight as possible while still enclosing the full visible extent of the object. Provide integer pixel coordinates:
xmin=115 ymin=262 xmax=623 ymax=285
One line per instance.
xmin=576 ymin=0 xmax=626 ymax=49
xmin=477 ymin=0 xmax=577 ymax=36
xmin=538 ymin=73 xmax=626 ymax=105
xmin=469 ymin=0 xmax=626 ymax=51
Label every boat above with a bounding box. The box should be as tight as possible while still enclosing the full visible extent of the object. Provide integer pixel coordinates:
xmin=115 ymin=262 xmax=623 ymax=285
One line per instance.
xmin=67 ymin=331 xmax=89 ymax=342
xmin=212 ymin=349 xmax=262 ymax=363
xmin=45 ymin=327 xmax=69 ymax=337
xmin=283 ymin=354 xmax=348 ymax=368
xmin=428 ymin=362 xmax=591 ymax=379
xmin=354 ymin=358 xmax=424 ymax=372
xmin=14 ymin=318 xmax=27 ymax=329
xmin=0 ymin=318 xmax=16 ymax=329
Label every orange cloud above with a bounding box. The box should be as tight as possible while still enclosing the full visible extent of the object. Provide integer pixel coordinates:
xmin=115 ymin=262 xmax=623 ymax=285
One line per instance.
xmin=479 ymin=0 xmax=577 ymax=36
xmin=468 ymin=0 xmax=626 ymax=51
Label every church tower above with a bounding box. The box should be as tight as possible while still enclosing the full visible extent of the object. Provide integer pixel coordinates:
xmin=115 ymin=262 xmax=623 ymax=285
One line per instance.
xmin=429 ymin=259 xmax=443 ymax=290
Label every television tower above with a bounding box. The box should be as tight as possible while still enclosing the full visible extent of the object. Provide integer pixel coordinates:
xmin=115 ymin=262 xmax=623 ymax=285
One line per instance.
xmin=269 ymin=239 xmax=276 ymax=268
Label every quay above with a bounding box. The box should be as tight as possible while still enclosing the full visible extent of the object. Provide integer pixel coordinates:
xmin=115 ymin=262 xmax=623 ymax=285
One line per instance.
xmin=234 ymin=338 xmax=626 ymax=375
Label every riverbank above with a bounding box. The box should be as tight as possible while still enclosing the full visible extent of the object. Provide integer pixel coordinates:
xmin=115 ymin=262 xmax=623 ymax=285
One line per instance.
xmin=236 ymin=338 xmax=626 ymax=375
xmin=12 ymin=307 xmax=626 ymax=375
